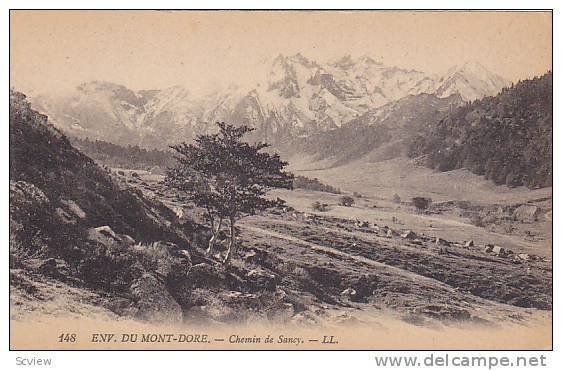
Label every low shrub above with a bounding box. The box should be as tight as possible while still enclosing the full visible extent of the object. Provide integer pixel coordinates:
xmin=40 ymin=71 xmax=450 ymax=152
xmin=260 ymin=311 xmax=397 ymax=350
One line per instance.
xmin=412 ymin=197 xmax=432 ymax=211
xmin=311 ymin=201 xmax=329 ymax=212
xmin=339 ymin=196 xmax=355 ymax=207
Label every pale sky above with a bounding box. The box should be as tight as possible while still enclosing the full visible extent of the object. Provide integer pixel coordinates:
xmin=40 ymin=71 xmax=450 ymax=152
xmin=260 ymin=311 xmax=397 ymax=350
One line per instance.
xmin=10 ymin=10 xmax=552 ymax=96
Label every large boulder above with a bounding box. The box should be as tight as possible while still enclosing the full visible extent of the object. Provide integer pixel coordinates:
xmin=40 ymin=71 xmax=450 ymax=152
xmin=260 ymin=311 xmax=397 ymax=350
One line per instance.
xmin=87 ymin=226 xmax=126 ymax=250
xmin=87 ymin=226 xmax=138 ymax=253
xmin=484 ymin=245 xmax=509 ymax=257
xmin=186 ymin=263 xmax=229 ymax=290
xmin=130 ymin=273 xmax=183 ymax=323
xmin=246 ymin=268 xmax=277 ymax=291
xmin=516 ymin=253 xmax=531 ymax=262
xmin=183 ymin=289 xmax=262 ymax=323
xmin=60 ymin=199 xmax=87 ymax=220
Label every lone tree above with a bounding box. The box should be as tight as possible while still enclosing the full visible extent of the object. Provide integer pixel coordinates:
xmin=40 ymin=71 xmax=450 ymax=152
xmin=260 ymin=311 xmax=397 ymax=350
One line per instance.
xmin=164 ymin=122 xmax=294 ymax=265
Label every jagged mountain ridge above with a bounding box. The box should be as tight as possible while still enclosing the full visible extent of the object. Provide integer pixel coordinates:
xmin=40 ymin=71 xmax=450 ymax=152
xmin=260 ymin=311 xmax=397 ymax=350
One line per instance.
xmin=31 ymin=54 xmax=509 ymax=149
xmin=287 ymin=92 xmax=464 ymax=167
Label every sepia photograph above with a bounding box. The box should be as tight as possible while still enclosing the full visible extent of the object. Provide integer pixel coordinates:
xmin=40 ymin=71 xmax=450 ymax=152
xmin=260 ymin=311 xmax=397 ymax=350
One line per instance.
xmin=8 ymin=9 xmax=553 ymax=351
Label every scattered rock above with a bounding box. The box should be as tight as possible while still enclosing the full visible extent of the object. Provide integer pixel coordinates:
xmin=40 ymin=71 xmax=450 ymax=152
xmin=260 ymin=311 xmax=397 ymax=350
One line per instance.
xmin=105 ymin=297 xmax=139 ymax=317
xmin=172 ymin=207 xmax=185 ymax=219
xmin=183 ymin=290 xmax=236 ymax=323
xmin=87 ymin=226 xmax=124 ymax=250
xmin=178 ymin=249 xmax=192 ymax=263
xmin=129 ymin=273 xmax=183 ymax=323
xmin=465 ymin=240 xmax=474 ymax=247
xmin=355 ymin=219 xmax=370 ymax=228
xmin=60 ymin=199 xmax=86 ymax=219
xmin=267 ymin=302 xmax=295 ymax=322
xmin=341 ymin=274 xmax=378 ymax=302
xmin=401 ymin=230 xmax=417 ymax=240
xmin=493 ymin=246 xmax=505 ymax=255
xmin=435 ymin=237 xmax=451 ymax=247
xmin=484 ymin=245 xmax=508 ymax=257
xmin=517 ymin=253 xmax=531 ymax=262
xmin=242 ymin=250 xmax=257 ymax=262
xmin=219 ymin=291 xmax=261 ymax=308
xmin=55 ymin=207 xmax=75 ymax=224
xmin=186 ymin=263 xmax=227 ymax=289
xmin=290 ymin=311 xmax=319 ymax=326
xmin=38 ymin=258 xmax=71 ymax=279
xmin=246 ymin=268 xmax=277 ymax=291
xmin=137 ymin=242 xmax=192 ymax=280
xmin=303 ymin=213 xmax=318 ymax=223
xmin=340 ymin=287 xmax=357 ymax=300
xmin=386 ymin=229 xmax=394 ymax=238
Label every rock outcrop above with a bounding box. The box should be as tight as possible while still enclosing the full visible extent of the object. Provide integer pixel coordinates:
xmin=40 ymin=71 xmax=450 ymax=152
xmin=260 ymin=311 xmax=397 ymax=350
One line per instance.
xmin=130 ymin=273 xmax=183 ymax=323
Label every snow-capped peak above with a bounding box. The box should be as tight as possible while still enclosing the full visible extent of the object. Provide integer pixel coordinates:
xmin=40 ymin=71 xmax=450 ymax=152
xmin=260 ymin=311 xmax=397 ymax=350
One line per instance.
xmin=436 ymin=61 xmax=508 ymax=101
xmin=32 ymin=54 xmax=510 ymax=149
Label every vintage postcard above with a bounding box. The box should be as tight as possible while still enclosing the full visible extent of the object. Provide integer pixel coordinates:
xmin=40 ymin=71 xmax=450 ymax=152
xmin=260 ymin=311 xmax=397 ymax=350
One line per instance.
xmin=9 ymin=10 xmax=552 ymax=350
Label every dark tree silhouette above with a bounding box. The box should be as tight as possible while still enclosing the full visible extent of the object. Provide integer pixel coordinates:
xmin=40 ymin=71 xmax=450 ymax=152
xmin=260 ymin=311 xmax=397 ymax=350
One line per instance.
xmin=164 ymin=122 xmax=294 ymax=264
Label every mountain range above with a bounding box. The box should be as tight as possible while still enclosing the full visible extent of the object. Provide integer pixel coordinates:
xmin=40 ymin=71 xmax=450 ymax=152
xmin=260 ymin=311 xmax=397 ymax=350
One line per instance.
xmin=30 ymin=54 xmax=509 ymax=150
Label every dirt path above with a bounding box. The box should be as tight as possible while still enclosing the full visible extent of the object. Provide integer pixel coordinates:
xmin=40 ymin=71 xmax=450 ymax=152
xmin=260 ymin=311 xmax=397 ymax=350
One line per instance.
xmin=241 ymin=212 xmax=551 ymax=312
xmin=239 ymin=219 xmax=550 ymax=321
xmin=240 ymin=223 xmax=459 ymax=292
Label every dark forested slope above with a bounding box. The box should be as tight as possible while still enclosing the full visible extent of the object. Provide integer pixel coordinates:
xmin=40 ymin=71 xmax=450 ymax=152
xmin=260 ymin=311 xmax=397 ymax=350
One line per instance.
xmin=71 ymin=136 xmax=176 ymax=172
xmin=408 ymin=72 xmax=552 ymax=188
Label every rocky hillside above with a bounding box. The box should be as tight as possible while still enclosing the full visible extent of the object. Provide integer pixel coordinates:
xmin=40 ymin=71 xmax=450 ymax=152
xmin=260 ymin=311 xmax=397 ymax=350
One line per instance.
xmin=408 ymin=72 xmax=552 ymax=189
xmin=30 ymin=55 xmax=508 ymax=149
xmin=9 ymin=90 xmax=292 ymax=324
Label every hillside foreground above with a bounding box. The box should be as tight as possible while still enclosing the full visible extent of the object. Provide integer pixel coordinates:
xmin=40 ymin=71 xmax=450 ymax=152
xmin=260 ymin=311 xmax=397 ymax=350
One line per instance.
xmin=10 ymin=90 xmax=552 ymax=348
xmin=14 ymin=166 xmax=547 ymax=349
